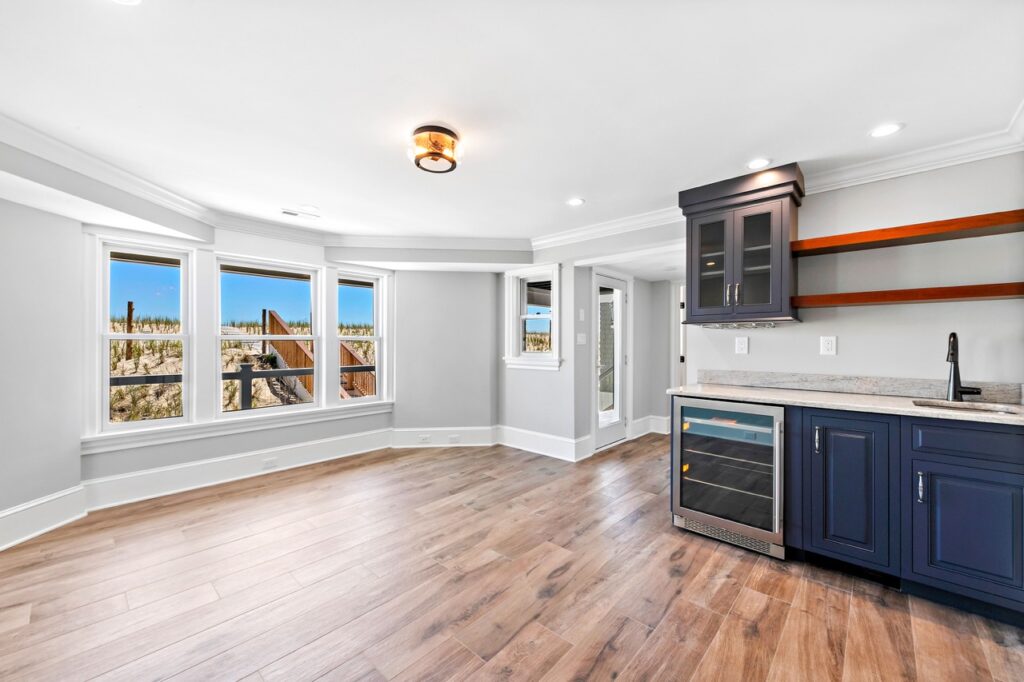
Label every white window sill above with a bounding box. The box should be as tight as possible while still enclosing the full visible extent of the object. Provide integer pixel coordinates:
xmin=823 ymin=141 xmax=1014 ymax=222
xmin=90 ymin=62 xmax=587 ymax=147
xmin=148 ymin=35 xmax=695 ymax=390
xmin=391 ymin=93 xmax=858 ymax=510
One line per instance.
xmin=81 ymin=400 xmax=394 ymax=455
xmin=503 ymin=357 xmax=563 ymax=371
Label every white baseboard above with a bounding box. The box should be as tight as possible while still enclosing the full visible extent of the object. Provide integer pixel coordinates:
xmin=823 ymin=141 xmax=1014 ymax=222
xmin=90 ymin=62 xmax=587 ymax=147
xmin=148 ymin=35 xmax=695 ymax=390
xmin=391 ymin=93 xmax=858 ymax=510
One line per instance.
xmin=627 ymin=414 xmax=671 ymax=439
xmin=496 ymin=425 xmax=590 ymax=462
xmin=392 ymin=426 xmax=498 ymax=449
xmin=0 ymin=486 xmax=87 ymax=553
xmin=83 ymin=428 xmax=393 ymax=511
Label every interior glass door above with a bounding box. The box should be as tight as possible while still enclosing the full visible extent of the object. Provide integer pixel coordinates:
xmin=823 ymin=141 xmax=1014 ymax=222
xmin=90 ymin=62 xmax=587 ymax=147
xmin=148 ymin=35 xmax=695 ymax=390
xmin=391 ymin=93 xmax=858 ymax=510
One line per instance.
xmin=595 ymin=274 xmax=627 ymax=449
xmin=678 ymin=400 xmax=780 ymax=533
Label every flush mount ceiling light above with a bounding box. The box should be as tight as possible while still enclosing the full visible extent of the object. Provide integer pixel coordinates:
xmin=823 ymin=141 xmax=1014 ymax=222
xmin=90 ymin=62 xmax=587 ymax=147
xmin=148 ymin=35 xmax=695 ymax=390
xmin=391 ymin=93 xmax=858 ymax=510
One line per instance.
xmin=566 ymin=197 xmax=585 ymax=207
xmin=746 ymin=158 xmax=772 ymax=170
xmin=408 ymin=125 xmax=462 ymax=173
xmin=870 ymin=122 xmax=905 ymax=138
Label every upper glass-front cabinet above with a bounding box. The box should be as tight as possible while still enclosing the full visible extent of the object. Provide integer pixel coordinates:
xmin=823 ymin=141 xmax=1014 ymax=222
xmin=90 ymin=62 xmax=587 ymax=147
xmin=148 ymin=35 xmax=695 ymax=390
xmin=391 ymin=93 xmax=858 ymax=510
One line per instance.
xmin=680 ymin=164 xmax=803 ymax=324
xmin=691 ymin=212 xmax=733 ymax=315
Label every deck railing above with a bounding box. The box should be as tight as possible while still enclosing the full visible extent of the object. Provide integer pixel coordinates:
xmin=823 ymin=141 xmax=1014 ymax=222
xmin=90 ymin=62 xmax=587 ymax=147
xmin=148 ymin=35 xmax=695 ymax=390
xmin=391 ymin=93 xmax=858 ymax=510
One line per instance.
xmin=110 ymin=308 xmax=377 ymax=409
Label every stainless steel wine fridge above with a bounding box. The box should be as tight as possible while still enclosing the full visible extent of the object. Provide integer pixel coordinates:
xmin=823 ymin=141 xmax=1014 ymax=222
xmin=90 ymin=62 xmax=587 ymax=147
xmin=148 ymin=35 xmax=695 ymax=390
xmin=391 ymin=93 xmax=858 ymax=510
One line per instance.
xmin=671 ymin=396 xmax=785 ymax=558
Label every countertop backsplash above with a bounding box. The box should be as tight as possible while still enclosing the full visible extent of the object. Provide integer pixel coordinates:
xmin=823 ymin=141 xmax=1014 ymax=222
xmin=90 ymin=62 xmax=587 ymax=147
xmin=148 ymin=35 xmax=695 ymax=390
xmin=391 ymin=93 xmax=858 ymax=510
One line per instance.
xmin=695 ymin=369 xmax=1023 ymax=405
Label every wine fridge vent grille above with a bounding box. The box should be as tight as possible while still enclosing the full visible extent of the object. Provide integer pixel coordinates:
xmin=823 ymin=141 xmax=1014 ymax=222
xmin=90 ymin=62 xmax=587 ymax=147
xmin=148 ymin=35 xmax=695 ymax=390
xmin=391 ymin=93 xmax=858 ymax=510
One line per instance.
xmin=680 ymin=516 xmax=772 ymax=555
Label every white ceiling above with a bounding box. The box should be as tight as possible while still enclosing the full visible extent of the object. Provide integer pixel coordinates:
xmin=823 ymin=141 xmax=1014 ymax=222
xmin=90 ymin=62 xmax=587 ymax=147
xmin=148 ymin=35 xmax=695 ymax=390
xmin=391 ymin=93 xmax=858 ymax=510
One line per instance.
xmin=0 ymin=0 xmax=1021 ymax=240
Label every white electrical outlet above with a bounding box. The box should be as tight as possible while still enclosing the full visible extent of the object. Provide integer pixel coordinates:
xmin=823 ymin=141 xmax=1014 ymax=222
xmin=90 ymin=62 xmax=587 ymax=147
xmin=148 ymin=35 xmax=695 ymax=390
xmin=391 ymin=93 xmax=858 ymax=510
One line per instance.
xmin=820 ymin=336 xmax=837 ymax=355
xmin=262 ymin=457 xmax=278 ymax=470
xmin=417 ymin=434 xmax=431 ymax=443
xmin=576 ymin=333 xmax=587 ymax=345
xmin=735 ymin=336 xmax=749 ymax=354
xmin=448 ymin=434 xmax=461 ymax=444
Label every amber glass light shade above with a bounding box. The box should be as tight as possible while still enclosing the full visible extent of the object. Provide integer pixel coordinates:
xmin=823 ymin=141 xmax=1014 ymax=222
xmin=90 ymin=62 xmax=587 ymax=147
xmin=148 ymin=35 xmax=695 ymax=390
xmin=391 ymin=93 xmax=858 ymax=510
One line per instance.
xmin=409 ymin=125 xmax=461 ymax=173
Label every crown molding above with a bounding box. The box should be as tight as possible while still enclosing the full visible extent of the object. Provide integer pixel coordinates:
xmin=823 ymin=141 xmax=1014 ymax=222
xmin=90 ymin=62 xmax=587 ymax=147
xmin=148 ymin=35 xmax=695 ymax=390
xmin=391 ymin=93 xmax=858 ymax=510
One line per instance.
xmin=210 ymin=210 xmax=329 ymax=246
xmin=324 ymin=234 xmax=532 ymax=251
xmin=805 ymin=101 xmax=1024 ymax=195
xmin=531 ymin=207 xmax=684 ymax=251
xmin=0 ymin=112 xmax=214 ymax=225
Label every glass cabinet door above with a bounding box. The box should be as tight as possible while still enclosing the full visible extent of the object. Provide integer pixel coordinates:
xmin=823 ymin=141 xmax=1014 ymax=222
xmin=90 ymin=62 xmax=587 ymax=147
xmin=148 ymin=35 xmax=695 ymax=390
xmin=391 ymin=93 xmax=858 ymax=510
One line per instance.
xmin=733 ymin=201 xmax=782 ymax=312
xmin=678 ymin=402 xmax=779 ymax=532
xmin=690 ymin=212 xmax=733 ymax=314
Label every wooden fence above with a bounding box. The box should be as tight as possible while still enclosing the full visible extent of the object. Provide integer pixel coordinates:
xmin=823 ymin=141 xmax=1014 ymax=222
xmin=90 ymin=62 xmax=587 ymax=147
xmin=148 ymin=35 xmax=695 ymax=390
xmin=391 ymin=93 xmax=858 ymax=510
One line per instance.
xmin=267 ymin=310 xmax=315 ymax=394
xmin=341 ymin=342 xmax=376 ymax=398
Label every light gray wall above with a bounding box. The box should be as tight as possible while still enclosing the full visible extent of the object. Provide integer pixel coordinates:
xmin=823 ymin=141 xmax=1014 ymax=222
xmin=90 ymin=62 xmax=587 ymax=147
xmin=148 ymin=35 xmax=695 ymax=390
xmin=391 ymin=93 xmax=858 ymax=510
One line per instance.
xmin=0 ymin=199 xmax=83 ymax=508
xmin=393 ymin=271 xmax=498 ymax=428
xmin=647 ymin=280 xmax=674 ymax=417
xmin=630 ymin=279 xmax=674 ymax=420
xmin=498 ymin=264 xmax=576 ymax=438
xmin=687 ymin=152 xmax=1024 ymax=385
xmin=632 ymin=279 xmax=653 ymax=419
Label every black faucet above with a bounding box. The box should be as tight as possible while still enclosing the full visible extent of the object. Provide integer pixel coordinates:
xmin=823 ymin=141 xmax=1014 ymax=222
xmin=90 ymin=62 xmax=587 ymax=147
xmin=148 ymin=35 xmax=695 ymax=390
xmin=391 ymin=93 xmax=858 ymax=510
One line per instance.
xmin=946 ymin=332 xmax=982 ymax=402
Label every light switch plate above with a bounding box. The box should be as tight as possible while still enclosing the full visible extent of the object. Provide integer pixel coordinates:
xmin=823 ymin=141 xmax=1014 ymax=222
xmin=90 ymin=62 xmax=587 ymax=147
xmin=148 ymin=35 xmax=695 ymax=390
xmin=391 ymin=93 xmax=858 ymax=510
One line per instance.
xmin=735 ymin=336 xmax=749 ymax=354
xmin=820 ymin=336 xmax=837 ymax=355
xmin=576 ymin=333 xmax=587 ymax=345
xmin=578 ymin=308 xmax=585 ymax=322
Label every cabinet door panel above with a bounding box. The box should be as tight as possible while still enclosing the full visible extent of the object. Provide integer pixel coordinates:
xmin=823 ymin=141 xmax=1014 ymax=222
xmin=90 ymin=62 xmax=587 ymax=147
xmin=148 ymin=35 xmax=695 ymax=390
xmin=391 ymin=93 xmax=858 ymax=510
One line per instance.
xmin=733 ymin=201 xmax=783 ymax=315
xmin=687 ymin=212 xmax=734 ymax=318
xmin=806 ymin=413 xmax=894 ymax=570
xmin=910 ymin=460 xmax=1024 ymax=601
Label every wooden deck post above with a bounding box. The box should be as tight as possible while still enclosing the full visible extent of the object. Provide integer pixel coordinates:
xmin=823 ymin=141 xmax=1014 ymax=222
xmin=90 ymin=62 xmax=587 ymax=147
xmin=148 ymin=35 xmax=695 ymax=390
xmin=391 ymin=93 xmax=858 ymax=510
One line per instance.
xmin=125 ymin=300 xmax=134 ymax=359
xmin=240 ymin=363 xmax=253 ymax=410
xmin=261 ymin=308 xmax=267 ymax=354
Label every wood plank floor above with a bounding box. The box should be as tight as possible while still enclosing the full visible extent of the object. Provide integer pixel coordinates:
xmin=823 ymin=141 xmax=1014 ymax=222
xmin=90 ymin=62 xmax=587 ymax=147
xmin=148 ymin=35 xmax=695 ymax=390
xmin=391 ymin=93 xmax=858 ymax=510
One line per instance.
xmin=1 ymin=434 xmax=1022 ymax=681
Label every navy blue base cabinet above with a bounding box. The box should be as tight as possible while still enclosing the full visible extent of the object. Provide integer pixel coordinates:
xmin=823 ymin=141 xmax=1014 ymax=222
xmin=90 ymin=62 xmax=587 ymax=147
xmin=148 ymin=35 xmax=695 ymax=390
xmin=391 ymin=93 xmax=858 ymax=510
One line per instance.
xmin=781 ymin=407 xmax=1024 ymax=618
xmin=901 ymin=417 xmax=1024 ymax=612
xmin=802 ymin=410 xmax=900 ymax=573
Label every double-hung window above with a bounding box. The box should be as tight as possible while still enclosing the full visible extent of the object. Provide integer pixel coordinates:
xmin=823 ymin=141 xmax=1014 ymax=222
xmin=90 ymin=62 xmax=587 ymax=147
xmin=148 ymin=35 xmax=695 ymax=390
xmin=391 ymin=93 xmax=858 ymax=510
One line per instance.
xmin=104 ymin=248 xmax=188 ymax=427
xmin=218 ymin=262 xmax=317 ymax=413
xmin=504 ymin=264 xmax=560 ymax=370
xmin=338 ymin=276 xmax=380 ymax=400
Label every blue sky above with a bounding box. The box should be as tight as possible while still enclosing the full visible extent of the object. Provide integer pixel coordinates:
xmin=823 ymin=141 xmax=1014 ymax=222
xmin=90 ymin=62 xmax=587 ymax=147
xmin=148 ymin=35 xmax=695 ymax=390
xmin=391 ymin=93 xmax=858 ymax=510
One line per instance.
xmin=339 ymin=284 xmax=373 ymax=327
xmin=220 ymin=272 xmax=312 ymax=324
xmin=525 ymin=304 xmax=551 ymax=333
xmin=110 ymin=261 xmax=180 ymax=320
xmin=110 ymin=262 xmax=374 ymax=327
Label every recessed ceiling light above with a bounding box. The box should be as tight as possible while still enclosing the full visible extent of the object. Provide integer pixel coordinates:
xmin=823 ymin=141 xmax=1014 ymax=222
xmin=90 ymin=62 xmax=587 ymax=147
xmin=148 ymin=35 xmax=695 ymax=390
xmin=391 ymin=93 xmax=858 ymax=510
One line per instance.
xmin=566 ymin=197 xmax=585 ymax=207
xmin=746 ymin=158 xmax=771 ymax=170
xmin=870 ymin=122 xmax=905 ymax=138
xmin=112 ymin=0 xmax=142 ymax=5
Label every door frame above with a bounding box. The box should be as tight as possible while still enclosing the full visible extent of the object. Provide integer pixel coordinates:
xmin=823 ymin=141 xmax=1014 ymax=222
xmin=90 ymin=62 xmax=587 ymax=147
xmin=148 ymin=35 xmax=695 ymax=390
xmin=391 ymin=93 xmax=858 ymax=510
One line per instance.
xmin=591 ymin=268 xmax=633 ymax=452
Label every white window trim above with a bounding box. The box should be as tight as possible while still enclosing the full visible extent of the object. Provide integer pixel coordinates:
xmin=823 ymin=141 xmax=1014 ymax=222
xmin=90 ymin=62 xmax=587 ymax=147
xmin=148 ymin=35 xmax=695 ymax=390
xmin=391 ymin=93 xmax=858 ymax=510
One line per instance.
xmin=215 ymin=255 xmax=321 ymax=419
xmin=504 ymin=263 xmax=561 ymax=370
xmin=334 ymin=269 xmax=388 ymax=406
xmin=98 ymin=240 xmax=194 ymax=433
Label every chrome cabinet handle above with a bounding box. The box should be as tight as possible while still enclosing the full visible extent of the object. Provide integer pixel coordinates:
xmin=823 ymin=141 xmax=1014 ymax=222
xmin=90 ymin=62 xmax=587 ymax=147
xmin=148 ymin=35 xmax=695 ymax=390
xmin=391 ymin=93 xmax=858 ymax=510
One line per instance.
xmin=813 ymin=426 xmax=821 ymax=454
xmin=735 ymin=282 xmax=742 ymax=304
xmin=916 ymin=472 xmax=926 ymax=503
xmin=725 ymin=283 xmax=732 ymax=306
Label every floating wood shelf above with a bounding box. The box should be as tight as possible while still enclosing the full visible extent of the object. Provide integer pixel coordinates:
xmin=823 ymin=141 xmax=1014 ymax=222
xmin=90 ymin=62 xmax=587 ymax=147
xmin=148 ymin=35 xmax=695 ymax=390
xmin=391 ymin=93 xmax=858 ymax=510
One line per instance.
xmin=793 ymin=282 xmax=1024 ymax=309
xmin=791 ymin=209 xmax=1024 ymax=257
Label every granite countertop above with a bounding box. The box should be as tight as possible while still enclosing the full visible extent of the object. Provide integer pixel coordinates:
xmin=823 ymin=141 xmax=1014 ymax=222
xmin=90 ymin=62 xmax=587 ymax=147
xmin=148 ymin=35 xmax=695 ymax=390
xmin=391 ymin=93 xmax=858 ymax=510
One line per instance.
xmin=667 ymin=383 xmax=1024 ymax=427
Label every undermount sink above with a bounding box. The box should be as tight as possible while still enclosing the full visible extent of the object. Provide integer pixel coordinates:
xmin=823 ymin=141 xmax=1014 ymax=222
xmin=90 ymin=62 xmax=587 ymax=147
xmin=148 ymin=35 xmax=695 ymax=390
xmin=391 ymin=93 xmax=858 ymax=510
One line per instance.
xmin=912 ymin=399 xmax=1024 ymax=415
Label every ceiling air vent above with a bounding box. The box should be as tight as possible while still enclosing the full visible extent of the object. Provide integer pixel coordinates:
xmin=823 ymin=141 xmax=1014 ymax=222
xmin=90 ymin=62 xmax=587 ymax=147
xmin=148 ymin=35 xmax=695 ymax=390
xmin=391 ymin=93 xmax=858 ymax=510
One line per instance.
xmin=281 ymin=205 xmax=320 ymax=219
